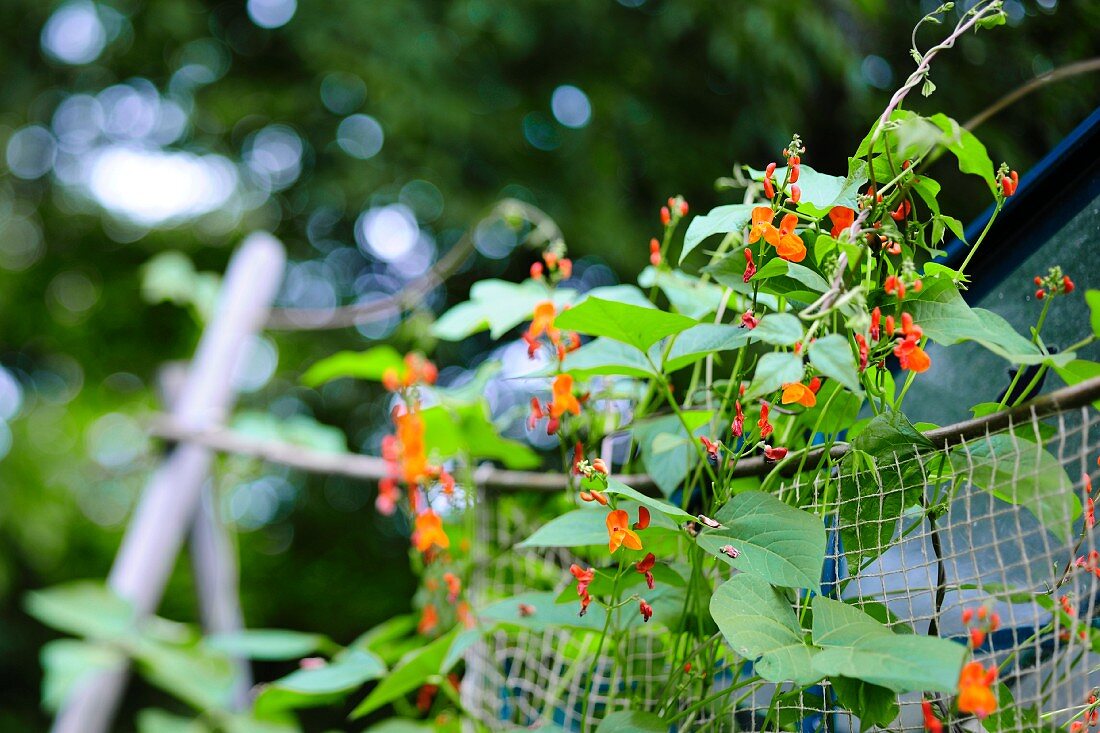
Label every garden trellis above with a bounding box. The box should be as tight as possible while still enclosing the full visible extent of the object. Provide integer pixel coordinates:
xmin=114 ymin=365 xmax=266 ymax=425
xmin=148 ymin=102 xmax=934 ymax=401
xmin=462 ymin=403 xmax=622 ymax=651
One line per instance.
xmin=40 ymin=7 xmax=1100 ymax=727
xmin=46 ymin=219 xmax=1100 ymax=730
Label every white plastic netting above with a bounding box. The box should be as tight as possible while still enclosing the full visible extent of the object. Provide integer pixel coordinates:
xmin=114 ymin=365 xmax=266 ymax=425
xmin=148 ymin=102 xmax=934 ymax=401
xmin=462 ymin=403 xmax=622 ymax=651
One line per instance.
xmin=461 ymin=406 xmax=1100 ymax=731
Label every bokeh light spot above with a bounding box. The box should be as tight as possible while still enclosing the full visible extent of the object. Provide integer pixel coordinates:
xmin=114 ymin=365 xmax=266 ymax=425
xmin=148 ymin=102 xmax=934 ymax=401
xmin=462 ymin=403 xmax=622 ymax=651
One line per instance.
xmin=551 ymin=85 xmax=592 ymax=129
xmin=6 ymin=126 xmax=58 ymax=179
xmin=41 ymin=1 xmax=107 ymax=65
xmin=355 ymin=204 xmax=420 ymax=261
xmin=337 ymin=114 xmax=384 ymax=160
xmin=247 ymin=0 xmax=297 ymax=29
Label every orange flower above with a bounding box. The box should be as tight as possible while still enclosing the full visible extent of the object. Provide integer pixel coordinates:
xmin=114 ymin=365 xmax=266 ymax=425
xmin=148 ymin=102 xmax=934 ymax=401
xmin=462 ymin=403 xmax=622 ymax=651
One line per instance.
xmin=417 ymin=604 xmax=439 ymax=635
xmin=550 ymin=374 xmax=581 ymax=418
xmin=956 ymin=661 xmax=997 ymax=719
xmin=395 ymin=409 xmax=429 ymax=484
xmin=414 ymin=510 xmax=450 ymax=552
xmin=781 ymin=382 xmax=817 ymax=408
xmin=528 ymin=301 xmax=559 ymax=341
xmin=606 ymin=509 xmax=643 ymax=553
xmin=747 ymin=206 xmax=776 ymax=244
xmin=829 ymin=206 xmax=855 ymax=238
xmin=772 ymin=214 xmax=806 ymax=262
xmin=894 ymin=335 xmax=931 ymax=373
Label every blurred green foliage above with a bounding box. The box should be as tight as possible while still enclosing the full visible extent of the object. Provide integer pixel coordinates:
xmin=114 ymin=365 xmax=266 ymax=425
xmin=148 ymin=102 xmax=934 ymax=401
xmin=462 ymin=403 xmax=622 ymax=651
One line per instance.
xmin=0 ymin=0 xmax=1097 ymax=728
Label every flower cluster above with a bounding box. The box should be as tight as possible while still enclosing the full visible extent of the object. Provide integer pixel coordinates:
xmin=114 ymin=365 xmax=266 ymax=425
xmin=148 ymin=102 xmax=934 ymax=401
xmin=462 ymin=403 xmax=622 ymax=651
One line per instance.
xmin=378 ymin=355 xmax=455 ymax=520
xmin=1069 ymin=692 xmax=1099 ymax=733
xmin=529 ymin=243 xmax=573 ymax=283
xmin=997 ymin=162 xmax=1019 ymax=198
xmin=961 ymin=605 xmax=1001 ymax=650
xmin=569 ymin=564 xmax=595 ymax=616
xmin=523 ymin=300 xmax=581 ymax=362
xmin=1033 ymin=265 xmax=1074 ymax=300
xmin=528 ymin=373 xmax=583 ymax=435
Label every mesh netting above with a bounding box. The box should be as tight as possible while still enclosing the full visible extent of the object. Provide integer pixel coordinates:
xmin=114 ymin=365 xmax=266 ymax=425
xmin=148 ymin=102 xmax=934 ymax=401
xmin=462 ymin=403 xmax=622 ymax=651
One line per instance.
xmin=461 ymin=406 xmax=1100 ymax=731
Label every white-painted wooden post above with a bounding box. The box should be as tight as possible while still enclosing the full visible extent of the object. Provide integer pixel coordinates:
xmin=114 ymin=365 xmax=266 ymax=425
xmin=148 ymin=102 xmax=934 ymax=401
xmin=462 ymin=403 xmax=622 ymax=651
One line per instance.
xmin=51 ymin=232 xmax=285 ymax=733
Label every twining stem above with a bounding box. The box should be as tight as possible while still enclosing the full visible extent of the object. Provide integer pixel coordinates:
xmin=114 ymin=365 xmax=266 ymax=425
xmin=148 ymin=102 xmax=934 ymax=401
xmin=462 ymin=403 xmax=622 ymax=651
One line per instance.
xmin=580 ymin=556 xmax=624 ymax=732
xmin=957 ymin=202 xmax=1002 ymax=276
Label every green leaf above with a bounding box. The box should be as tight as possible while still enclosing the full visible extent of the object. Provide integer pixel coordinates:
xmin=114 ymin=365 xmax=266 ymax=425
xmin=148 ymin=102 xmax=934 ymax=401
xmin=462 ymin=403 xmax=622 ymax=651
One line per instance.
xmin=430 ymin=300 xmax=489 ymax=341
xmin=802 ymin=379 xmax=862 ymax=434
xmin=420 ymin=401 xmax=539 ymax=469
xmin=830 ymin=677 xmax=899 ymax=729
xmin=638 ymin=266 xmax=726 ymax=319
xmin=709 ymin=574 xmax=819 ymax=686
xmin=808 ymin=334 xmax=863 ymax=396
xmin=205 ymin=629 xmax=330 ymax=661
xmin=431 ymin=279 xmax=574 ymax=340
xmin=137 ymin=709 xmax=211 ymax=733
xmin=908 ymin=280 xmax=1069 ymax=366
xmin=25 ymin=582 xmax=135 ymax=640
xmin=595 ymin=710 xmax=667 ymax=732
xmin=132 ymin=640 xmax=238 ymax=711
xmin=1086 ymin=290 xmax=1100 ymax=338
xmin=837 ymin=411 xmax=934 ymax=565
xmin=811 ymin=596 xmax=966 ymax=692
xmin=41 ymin=640 xmax=126 ymax=713
xmin=665 ymin=324 xmax=753 ymax=372
xmin=599 ymin=477 xmax=694 ymax=521
xmin=927 ymin=113 xmax=997 ymax=194
xmin=751 ymin=313 xmax=804 ymax=346
xmin=633 ymin=411 xmax=714 ymax=496
xmin=559 ymin=337 xmax=656 ymax=378
xmin=750 ymin=257 xmax=831 ymax=302
xmin=351 ymin=630 xmax=456 ymax=719
xmin=681 ymin=204 xmax=755 ymax=264
xmin=745 ymin=352 xmax=804 ymax=400
xmin=516 ymin=507 xmax=611 ymax=548
xmin=583 ymin=284 xmax=656 ymax=310
xmin=518 ymin=502 xmax=677 ymax=548
xmin=749 ymin=164 xmax=867 ymax=218
xmin=255 ymin=649 xmax=386 ymax=715
xmin=951 ymin=434 xmax=1080 ymax=543
xmin=555 ymin=297 xmax=697 ymax=351
xmin=301 ymin=346 xmax=405 ymax=386
xmin=361 ymin=721 xmax=436 ymax=733
xmin=1054 ymin=360 xmax=1100 ymax=410
xmin=696 ymin=490 xmax=825 ymax=589
xmin=894 ymin=115 xmax=945 ymax=160
xmin=480 ymin=591 xmax=609 ymax=632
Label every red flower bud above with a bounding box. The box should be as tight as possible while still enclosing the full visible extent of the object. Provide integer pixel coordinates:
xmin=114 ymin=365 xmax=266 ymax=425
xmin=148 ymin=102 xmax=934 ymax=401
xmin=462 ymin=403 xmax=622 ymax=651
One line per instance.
xmin=650 ymin=251 xmax=661 ymax=266
xmin=660 ymin=206 xmax=671 ymax=226
xmin=649 ymin=237 xmax=661 ymax=253
xmin=679 ymin=201 xmax=689 ymax=216
xmin=763 ymin=178 xmax=774 ymax=199
xmin=1063 ymin=275 xmax=1075 ymax=293
xmin=1036 ymin=289 xmax=1045 ymax=300
xmin=530 ymin=262 xmax=544 ymax=280
xmin=790 ymin=184 xmax=801 ymax=204
xmin=742 ymin=248 xmax=756 ymax=283
xmin=765 ymin=162 xmax=776 ymax=179
xmin=789 ymin=165 xmax=800 ymax=184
